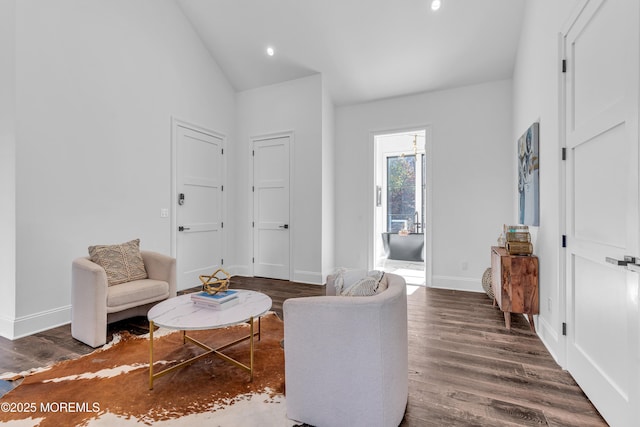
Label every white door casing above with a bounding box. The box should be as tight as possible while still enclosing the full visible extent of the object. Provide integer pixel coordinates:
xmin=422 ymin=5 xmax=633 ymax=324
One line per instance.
xmin=253 ymin=135 xmax=291 ymax=280
xmin=564 ymin=1 xmax=639 ymax=425
xmin=173 ymin=121 xmax=225 ymax=290
xmin=370 ymin=126 xmax=433 ymax=285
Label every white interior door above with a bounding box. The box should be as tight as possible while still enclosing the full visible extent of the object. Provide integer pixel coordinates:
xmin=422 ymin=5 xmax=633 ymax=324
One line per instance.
xmin=564 ymin=1 xmax=639 ymax=425
xmin=253 ymin=136 xmax=290 ymax=280
xmin=175 ymin=124 xmax=224 ymax=290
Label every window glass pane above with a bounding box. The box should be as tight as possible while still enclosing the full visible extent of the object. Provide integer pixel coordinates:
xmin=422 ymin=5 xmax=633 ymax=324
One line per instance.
xmin=387 ymin=155 xmax=416 ymax=232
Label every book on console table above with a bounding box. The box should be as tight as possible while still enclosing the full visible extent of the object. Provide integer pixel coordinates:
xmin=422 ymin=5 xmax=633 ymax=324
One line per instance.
xmin=503 ymin=224 xmax=532 ymax=255
xmin=506 ymin=231 xmax=531 ymax=243
xmin=504 ymin=224 xmax=529 ymax=234
xmin=505 ymin=241 xmax=533 ymax=255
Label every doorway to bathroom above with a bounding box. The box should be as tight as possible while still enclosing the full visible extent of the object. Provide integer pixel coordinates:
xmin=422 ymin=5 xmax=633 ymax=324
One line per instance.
xmin=373 ymin=128 xmax=431 ymax=288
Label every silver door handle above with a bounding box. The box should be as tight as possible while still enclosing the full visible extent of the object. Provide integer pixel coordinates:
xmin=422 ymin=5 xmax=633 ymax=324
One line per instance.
xmin=606 ymin=257 xmax=629 ymax=266
xmin=606 ymin=255 xmax=640 ymax=272
xmin=606 ymin=255 xmax=637 ymax=266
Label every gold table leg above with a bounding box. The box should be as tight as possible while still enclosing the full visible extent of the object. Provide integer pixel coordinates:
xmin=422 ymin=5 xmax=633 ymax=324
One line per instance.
xmin=250 ymin=316 xmax=254 ymax=381
xmin=149 ymin=320 xmax=154 ymax=390
xmin=148 ymin=316 xmax=261 ymax=390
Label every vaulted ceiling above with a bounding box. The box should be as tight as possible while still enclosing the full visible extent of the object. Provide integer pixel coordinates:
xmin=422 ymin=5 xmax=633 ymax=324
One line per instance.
xmin=177 ymin=0 xmax=526 ymax=106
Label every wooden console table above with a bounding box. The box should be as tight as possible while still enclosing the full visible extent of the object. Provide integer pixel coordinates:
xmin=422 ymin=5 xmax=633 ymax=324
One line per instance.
xmin=490 ymin=246 xmax=539 ymax=331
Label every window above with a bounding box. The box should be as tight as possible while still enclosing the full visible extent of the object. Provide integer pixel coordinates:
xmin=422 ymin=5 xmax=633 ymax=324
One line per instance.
xmin=386 ymin=153 xmax=424 ymax=233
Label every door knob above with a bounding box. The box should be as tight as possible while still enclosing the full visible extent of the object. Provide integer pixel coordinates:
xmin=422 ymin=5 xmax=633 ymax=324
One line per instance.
xmin=279 ymin=224 xmax=289 ymax=229
xmin=178 ymin=226 xmax=191 ymax=232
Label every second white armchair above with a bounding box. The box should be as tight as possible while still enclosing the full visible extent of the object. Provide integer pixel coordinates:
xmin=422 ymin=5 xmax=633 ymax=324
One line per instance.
xmin=71 ymin=250 xmax=176 ymax=347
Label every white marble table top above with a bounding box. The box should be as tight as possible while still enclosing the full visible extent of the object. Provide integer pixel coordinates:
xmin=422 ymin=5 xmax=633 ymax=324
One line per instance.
xmin=147 ymin=290 xmax=272 ymax=330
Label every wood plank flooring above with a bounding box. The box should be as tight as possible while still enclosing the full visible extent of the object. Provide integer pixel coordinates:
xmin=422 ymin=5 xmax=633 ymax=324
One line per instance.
xmin=403 ymin=287 xmax=606 ymax=427
xmin=0 ymin=278 xmax=606 ymax=426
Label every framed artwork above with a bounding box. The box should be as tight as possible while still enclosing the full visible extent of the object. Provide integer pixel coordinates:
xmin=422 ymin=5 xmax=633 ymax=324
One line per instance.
xmin=518 ymin=122 xmax=539 ymax=226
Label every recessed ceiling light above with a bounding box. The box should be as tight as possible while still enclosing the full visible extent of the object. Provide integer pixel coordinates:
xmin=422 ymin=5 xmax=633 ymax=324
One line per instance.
xmin=431 ymin=0 xmax=441 ymax=11
xmin=266 ymin=47 xmax=275 ymax=56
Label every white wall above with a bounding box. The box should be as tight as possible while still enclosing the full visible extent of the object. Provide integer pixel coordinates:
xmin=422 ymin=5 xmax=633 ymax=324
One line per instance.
xmin=335 ymin=80 xmax=514 ymax=291
xmin=321 ymin=80 xmax=336 ymax=283
xmin=8 ymin=0 xmax=235 ymax=338
xmin=235 ymin=74 xmax=325 ymax=284
xmin=321 ymin=80 xmax=336 ymax=280
xmin=0 ymin=0 xmax=17 ymax=338
xmin=512 ymin=0 xmax=579 ymax=364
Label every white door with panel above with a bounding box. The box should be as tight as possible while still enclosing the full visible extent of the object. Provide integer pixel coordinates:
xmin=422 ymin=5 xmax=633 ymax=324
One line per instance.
xmin=253 ymin=136 xmax=290 ymax=280
xmin=564 ymin=1 xmax=639 ymax=425
xmin=175 ymin=124 xmax=224 ymax=290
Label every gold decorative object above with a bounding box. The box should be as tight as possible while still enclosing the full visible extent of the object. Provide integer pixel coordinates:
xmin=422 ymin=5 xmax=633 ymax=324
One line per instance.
xmin=199 ymin=268 xmax=231 ymax=294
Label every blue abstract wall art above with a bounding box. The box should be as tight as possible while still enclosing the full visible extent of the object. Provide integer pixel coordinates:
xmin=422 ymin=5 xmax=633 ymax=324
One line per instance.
xmin=518 ymin=122 xmax=539 ymax=226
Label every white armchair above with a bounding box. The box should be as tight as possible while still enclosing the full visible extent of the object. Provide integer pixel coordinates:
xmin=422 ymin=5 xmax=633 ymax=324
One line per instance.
xmin=283 ymin=272 xmax=408 ymax=427
xmin=71 ymin=251 xmax=176 ymax=347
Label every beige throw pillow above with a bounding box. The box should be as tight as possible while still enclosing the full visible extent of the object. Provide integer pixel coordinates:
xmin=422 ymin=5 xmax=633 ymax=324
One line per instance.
xmin=340 ymin=270 xmax=387 ymax=296
xmin=376 ymin=273 xmax=389 ymax=293
xmin=88 ymin=239 xmax=148 ymax=286
xmin=333 ymin=268 xmax=368 ymax=295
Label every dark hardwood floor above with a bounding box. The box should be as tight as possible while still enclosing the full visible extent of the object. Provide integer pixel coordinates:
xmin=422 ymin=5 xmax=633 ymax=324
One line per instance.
xmin=403 ymin=288 xmax=606 ymax=426
xmin=0 ymin=277 xmax=606 ymax=426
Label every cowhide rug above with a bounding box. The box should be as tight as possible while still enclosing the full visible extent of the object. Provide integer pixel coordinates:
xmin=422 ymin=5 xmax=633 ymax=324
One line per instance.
xmin=0 ymin=313 xmax=299 ymax=427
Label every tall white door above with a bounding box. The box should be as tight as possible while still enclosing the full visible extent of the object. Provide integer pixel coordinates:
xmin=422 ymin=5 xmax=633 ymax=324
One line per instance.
xmin=564 ymin=1 xmax=639 ymax=425
xmin=253 ymin=136 xmax=290 ymax=280
xmin=175 ymin=124 xmax=224 ymax=290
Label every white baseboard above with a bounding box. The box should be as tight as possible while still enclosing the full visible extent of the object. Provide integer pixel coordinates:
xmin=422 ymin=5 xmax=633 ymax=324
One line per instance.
xmin=293 ymin=270 xmax=323 ymax=285
xmin=430 ymin=275 xmax=483 ymax=293
xmin=0 ymin=314 xmax=13 ymax=340
xmin=10 ymin=305 xmax=71 ymax=340
xmin=226 ymin=264 xmax=251 ymax=277
xmin=226 ymin=265 xmax=322 ymax=285
xmin=536 ymin=314 xmax=563 ymax=367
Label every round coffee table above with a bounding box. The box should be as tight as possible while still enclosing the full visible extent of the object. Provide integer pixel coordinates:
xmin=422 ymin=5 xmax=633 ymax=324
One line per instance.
xmin=147 ymin=290 xmax=272 ymax=389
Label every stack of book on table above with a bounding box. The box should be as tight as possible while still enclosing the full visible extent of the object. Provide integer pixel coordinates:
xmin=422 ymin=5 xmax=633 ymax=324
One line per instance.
xmin=503 ymin=224 xmax=533 ymax=255
xmin=191 ymin=290 xmax=239 ymax=310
